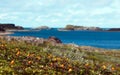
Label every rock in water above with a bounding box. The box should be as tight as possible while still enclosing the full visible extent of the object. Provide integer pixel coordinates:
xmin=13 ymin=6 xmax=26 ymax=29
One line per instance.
xmin=48 ymin=36 xmax=62 ymax=44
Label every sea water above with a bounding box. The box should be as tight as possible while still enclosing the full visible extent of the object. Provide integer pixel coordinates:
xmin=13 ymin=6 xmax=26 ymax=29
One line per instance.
xmin=9 ymin=28 xmax=120 ymax=49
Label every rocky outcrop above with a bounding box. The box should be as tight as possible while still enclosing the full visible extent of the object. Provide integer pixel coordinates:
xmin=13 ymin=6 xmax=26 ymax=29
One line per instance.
xmin=108 ymin=28 xmax=120 ymax=31
xmin=0 ymin=36 xmax=62 ymax=46
xmin=59 ymin=25 xmax=103 ymax=31
xmin=47 ymin=36 xmax=62 ymax=44
xmin=0 ymin=27 xmax=5 ymax=32
xmin=0 ymin=24 xmax=24 ymax=30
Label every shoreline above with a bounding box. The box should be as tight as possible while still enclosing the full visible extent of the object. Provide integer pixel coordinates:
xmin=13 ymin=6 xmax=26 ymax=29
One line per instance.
xmin=0 ymin=35 xmax=119 ymax=51
xmin=6 ymin=29 xmax=31 ymax=32
xmin=0 ymin=32 xmax=13 ymax=36
xmin=0 ymin=30 xmax=120 ymax=50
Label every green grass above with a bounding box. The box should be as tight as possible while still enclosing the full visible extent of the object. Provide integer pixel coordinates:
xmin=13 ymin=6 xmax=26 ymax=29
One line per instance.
xmin=0 ymin=38 xmax=120 ymax=75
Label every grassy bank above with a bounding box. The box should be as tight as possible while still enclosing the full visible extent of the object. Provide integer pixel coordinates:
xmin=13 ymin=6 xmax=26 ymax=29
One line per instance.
xmin=0 ymin=37 xmax=120 ymax=75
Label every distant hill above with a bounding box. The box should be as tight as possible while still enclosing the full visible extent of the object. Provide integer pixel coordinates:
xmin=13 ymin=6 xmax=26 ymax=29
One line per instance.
xmin=0 ymin=24 xmax=24 ymax=32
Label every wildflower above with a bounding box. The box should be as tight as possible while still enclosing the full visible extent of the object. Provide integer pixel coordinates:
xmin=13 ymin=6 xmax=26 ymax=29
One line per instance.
xmin=60 ymin=64 xmax=64 ymax=68
xmin=102 ymin=65 xmax=106 ymax=69
xmin=16 ymin=51 xmax=20 ymax=56
xmin=68 ymin=68 xmax=72 ymax=72
xmin=28 ymin=61 xmax=32 ymax=64
xmin=48 ymin=54 xmax=52 ymax=58
xmin=52 ymin=58 xmax=57 ymax=61
xmin=1 ymin=44 xmax=4 ymax=47
xmin=85 ymin=63 xmax=89 ymax=67
xmin=36 ymin=56 xmax=41 ymax=60
xmin=50 ymin=63 xmax=53 ymax=66
xmin=27 ymin=53 xmax=30 ymax=57
xmin=111 ymin=67 xmax=115 ymax=71
xmin=40 ymin=65 xmax=44 ymax=68
xmin=56 ymin=57 xmax=61 ymax=61
xmin=66 ymin=58 xmax=69 ymax=61
xmin=10 ymin=60 xmax=14 ymax=65
xmin=15 ymin=48 xmax=19 ymax=51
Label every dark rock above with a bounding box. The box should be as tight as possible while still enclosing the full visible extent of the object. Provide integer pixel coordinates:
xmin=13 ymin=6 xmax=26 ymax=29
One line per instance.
xmin=48 ymin=36 xmax=62 ymax=44
xmin=108 ymin=28 xmax=120 ymax=31
xmin=0 ymin=24 xmax=24 ymax=30
xmin=15 ymin=26 xmax=24 ymax=30
xmin=0 ymin=27 xmax=5 ymax=32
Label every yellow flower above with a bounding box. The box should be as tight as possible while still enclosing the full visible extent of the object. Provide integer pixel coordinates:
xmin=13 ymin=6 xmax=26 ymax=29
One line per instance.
xmin=111 ymin=67 xmax=115 ymax=71
xmin=1 ymin=44 xmax=4 ymax=47
xmin=50 ymin=63 xmax=53 ymax=66
xmin=16 ymin=51 xmax=20 ymax=56
xmin=27 ymin=53 xmax=30 ymax=57
xmin=102 ymin=65 xmax=106 ymax=69
xmin=85 ymin=63 xmax=89 ymax=67
xmin=60 ymin=64 xmax=64 ymax=68
xmin=10 ymin=60 xmax=14 ymax=65
xmin=15 ymin=48 xmax=18 ymax=50
xmin=36 ymin=56 xmax=41 ymax=60
xmin=56 ymin=57 xmax=61 ymax=61
xmin=48 ymin=54 xmax=52 ymax=58
xmin=68 ymin=68 xmax=72 ymax=72
xmin=52 ymin=58 xmax=57 ymax=61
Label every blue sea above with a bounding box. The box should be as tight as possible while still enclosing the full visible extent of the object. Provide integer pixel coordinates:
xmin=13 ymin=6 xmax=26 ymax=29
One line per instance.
xmin=9 ymin=28 xmax=120 ymax=49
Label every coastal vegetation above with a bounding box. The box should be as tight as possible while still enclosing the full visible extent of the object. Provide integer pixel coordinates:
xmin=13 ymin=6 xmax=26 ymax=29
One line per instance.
xmin=0 ymin=36 xmax=120 ymax=75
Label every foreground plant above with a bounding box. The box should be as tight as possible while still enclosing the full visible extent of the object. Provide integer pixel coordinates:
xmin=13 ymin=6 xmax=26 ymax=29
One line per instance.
xmin=0 ymin=37 xmax=120 ymax=75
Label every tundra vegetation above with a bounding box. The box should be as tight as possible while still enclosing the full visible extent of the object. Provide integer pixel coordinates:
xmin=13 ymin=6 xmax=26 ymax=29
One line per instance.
xmin=0 ymin=37 xmax=120 ymax=75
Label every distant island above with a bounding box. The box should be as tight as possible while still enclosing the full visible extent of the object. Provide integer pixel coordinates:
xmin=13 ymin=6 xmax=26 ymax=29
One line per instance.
xmin=0 ymin=24 xmax=24 ymax=35
xmin=32 ymin=26 xmax=51 ymax=30
xmin=108 ymin=28 xmax=120 ymax=31
xmin=58 ymin=25 xmax=120 ymax=32
xmin=34 ymin=26 xmax=51 ymax=30
xmin=0 ymin=24 xmax=24 ymax=31
xmin=58 ymin=25 xmax=103 ymax=31
xmin=1 ymin=23 xmax=120 ymax=34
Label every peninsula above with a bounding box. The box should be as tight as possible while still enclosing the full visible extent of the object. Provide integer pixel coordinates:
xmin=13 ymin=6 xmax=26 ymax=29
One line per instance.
xmin=0 ymin=24 xmax=24 ymax=35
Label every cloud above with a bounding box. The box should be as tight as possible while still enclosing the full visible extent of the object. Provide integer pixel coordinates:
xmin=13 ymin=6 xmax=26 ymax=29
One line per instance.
xmin=0 ymin=14 xmax=8 ymax=19
xmin=0 ymin=0 xmax=120 ymax=28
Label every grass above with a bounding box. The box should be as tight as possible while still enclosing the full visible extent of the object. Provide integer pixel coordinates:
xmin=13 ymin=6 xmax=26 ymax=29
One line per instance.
xmin=0 ymin=37 xmax=120 ymax=75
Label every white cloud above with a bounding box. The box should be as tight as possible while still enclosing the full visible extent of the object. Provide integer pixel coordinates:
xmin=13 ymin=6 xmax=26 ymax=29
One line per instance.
xmin=90 ymin=7 xmax=114 ymax=16
xmin=0 ymin=0 xmax=120 ymax=28
xmin=50 ymin=19 xmax=59 ymax=23
xmin=0 ymin=13 xmax=18 ymax=20
xmin=0 ymin=14 xmax=8 ymax=19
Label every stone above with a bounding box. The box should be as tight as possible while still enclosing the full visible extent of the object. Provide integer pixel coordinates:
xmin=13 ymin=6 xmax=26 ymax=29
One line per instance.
xmin=48 ymin=36 xmax=62 ymax=44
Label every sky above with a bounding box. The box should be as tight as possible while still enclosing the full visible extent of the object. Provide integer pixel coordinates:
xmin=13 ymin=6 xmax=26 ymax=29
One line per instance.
xmin=0 ymin=0 xmax=120 ymax=28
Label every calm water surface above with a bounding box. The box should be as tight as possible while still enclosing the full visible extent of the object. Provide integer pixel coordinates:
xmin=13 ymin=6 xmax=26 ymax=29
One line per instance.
xmin=9 ymin=29 xmax=120 ymax=49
